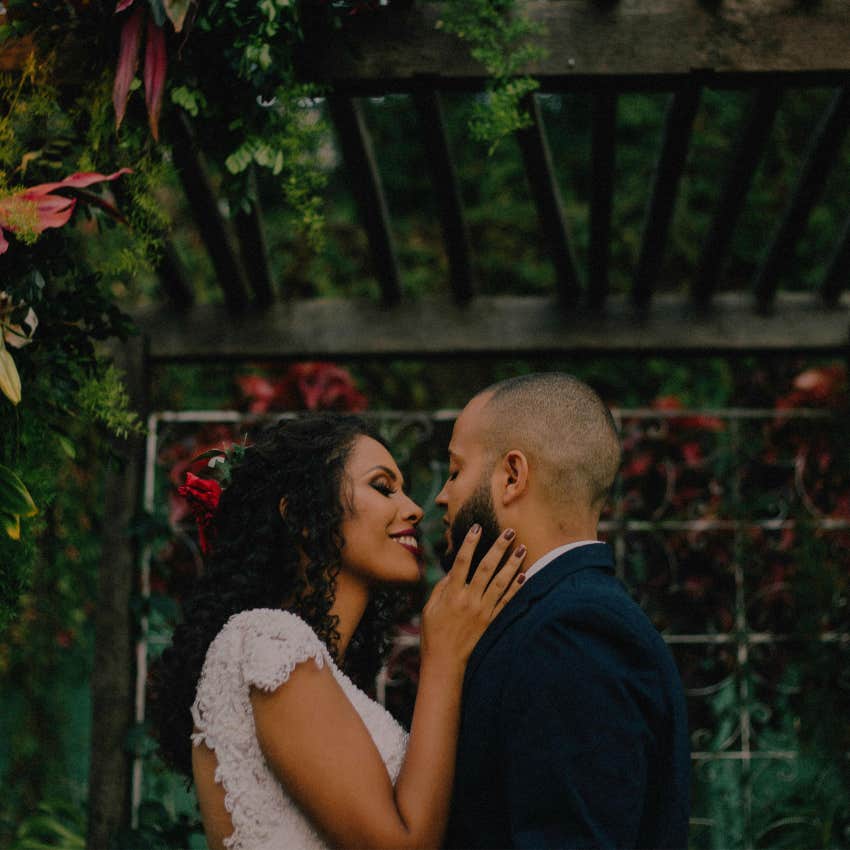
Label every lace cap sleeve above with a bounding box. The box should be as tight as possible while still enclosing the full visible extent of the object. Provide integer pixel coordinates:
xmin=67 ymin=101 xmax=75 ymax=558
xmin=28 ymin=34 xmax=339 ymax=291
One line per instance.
xmin=236 ymin=608 xmax=328 ymax=692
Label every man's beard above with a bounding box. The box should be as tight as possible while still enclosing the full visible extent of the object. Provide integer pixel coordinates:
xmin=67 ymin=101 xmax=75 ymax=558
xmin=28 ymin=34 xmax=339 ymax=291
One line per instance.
xmin=440 ymin=477 xmax=502 ymax=582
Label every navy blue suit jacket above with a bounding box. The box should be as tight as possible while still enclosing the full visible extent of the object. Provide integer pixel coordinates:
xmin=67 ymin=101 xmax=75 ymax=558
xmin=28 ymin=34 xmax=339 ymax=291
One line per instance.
xmin=445 ymin=543 xmax=690 ymax=850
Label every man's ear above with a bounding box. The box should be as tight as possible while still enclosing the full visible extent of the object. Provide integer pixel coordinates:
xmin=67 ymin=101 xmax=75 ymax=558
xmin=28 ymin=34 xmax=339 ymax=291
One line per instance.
xmin=499 ymin=450 xmax=529 ymax=507
xmin=278 ymin=497 xmax=288 ymax=519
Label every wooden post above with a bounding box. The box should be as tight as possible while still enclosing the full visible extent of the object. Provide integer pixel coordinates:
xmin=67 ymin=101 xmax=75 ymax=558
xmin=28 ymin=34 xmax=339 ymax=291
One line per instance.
xmin=693 ymin=85 xmax=782 ymax=306
xmin=86 ymin=336 xmax=148 ymax=850
xmin=516 ymin=94 xmax=582 ymax=308
xmin=754 ymin=86 xmax=850 ymax=313
xmin=156 ymin=239 xmax=195 ymax=311
xmin=169 ymin=114 xmax=252 ymax=313
xmin=234 ymin=168 xmax=275 ymax=307
xmin=327 ymin=95 xmax=403 ymax=306
xmin=589 ymin=89 xmax=617 ymax=310
xmin=413 ymin=89 xmax=475 ymax=303
xmin=633 ymin=82 xmax=701 ymax=310
xmin=821 ymin=211 xmax=850 ymax=307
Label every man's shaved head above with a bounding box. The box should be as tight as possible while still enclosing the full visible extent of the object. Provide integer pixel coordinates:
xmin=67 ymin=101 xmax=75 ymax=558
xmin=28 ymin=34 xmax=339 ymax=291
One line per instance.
xmin=478 ymin=373 xmax=621 ymax=514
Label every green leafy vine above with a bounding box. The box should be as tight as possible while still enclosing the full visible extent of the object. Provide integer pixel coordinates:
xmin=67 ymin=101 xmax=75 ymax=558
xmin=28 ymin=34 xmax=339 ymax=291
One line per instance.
xmin=439 ymin=0 xmax=547 ymax=152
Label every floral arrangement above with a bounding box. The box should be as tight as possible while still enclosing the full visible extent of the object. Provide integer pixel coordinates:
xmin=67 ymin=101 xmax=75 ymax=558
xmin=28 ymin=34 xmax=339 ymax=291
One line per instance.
xmin=178 ymin=471 xmax=222 ymax=554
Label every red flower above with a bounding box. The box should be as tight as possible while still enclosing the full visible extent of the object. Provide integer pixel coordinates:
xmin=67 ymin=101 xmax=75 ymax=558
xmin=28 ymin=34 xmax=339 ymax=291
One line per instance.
xmin=56 ymin=630 xmax=74 ymax=649
xmin=652 ymin=395 xmax=724 ymax=432
xmin=177 ymin=472 xmax=222 ymax=554
xmin=623 ymin=452 xmax=653 ymax=478
xmin=776 ymin=364 xmax=847 ymax=410
xmin=236 ymin=363 xmax=367 ymax=413
xmin=236 ymin=375 xmax=285 ymax=413
xmin=681 ymin=442 xmax=703 ymax=467
xmin=653 ymin=395 xmax=682 ymax=411
xmin=290 ymin=362 xmax=367 ymax=411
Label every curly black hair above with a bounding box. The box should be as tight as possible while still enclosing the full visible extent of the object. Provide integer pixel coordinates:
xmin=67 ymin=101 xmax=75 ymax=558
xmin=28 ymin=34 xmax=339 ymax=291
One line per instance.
xmin=149 ymin=412 xmax=411 ymax=778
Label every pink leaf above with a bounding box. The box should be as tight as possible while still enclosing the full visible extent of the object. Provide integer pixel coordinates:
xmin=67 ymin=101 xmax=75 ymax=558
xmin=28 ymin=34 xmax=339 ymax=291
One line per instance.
xmin=0 ymin=169 xmax=131 ymax=247
xmin=0 ymin=194 xmax=75 ymax=234
xmin=30 ymin=196 xmax=76 ymax=230
xmin=144 ymin=19 xmax=168 ymax=142
xmin=113 ymin=5 xmax=145 ymax=131
xmin=21 ymin=168 xmax=134 ymax=198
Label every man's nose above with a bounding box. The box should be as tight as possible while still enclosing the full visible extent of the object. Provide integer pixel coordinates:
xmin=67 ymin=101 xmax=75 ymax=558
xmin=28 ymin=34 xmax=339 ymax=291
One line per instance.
xmin=435 ymin=482 xmax=447 ymax=506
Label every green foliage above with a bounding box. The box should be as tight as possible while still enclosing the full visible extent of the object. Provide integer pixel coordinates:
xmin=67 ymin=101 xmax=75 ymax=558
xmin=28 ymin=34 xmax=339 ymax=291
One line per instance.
xmin=0 ymin=46 xmax=148 ymax=635
xmin=8 ymin=799 xmax=86 ymax=850
xmin=174 ymin=6 xmax=330 ymax=245
xmin=440 ymin=0 xmax=546 ymax=152
xmin=0 ymin=417 xmax=102 ymax=841
xmin=0 ymin=57 xmax=63 ymax=178
xmin=0 ymin=463 xmax=38 ymax=541
xmin=170 ymin=86 xmax=207 ymax=119
xmin=76 ymin=365 xmax=144 ymax=439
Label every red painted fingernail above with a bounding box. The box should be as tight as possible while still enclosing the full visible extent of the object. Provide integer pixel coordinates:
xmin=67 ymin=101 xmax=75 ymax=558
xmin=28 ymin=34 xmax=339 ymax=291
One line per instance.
xmin=516 ymin=573 xmax=526 ymax=584
xmin=504 ymin=528 xmax=516 ymax=540
xmin=515 ymin=544 xmax=527 ymax=557
xmin=470 ymin=523 xmax=481 ymax=535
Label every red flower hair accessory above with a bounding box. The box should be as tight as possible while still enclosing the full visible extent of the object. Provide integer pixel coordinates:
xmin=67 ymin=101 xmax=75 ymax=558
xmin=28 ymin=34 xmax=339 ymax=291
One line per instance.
xmin=178 ymin=471 xmax=222 ymax=555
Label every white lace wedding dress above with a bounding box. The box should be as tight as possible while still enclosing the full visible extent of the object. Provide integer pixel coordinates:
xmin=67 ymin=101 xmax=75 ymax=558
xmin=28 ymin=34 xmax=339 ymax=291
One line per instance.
xmin=191 ymin=608 xmax=409 ymax=850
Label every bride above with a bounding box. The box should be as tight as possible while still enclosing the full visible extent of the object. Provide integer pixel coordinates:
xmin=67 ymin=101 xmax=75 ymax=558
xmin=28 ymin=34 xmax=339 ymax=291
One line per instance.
xmin=151 ymin=413 xmax=527 ymax=850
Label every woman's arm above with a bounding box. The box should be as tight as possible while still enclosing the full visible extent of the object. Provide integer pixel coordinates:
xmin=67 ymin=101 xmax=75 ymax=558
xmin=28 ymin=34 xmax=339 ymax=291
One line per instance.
xmin=251 ymin=527 xmax=527 ymax=850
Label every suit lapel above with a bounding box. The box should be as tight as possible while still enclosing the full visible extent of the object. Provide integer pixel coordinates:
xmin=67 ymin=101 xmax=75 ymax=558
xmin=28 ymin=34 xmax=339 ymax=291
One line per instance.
xmin=465 ymin=543 xmax=615 ymax=681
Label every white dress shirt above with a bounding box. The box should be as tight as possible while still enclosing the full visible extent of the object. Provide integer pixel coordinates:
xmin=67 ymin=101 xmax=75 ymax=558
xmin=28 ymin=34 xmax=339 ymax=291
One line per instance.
xmin=520 ymin=540 xmax=603 ymax=586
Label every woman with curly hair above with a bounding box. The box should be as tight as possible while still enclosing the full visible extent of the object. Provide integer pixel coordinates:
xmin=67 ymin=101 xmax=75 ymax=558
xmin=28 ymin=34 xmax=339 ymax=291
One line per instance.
xmin=150 ymin=413 xmax=527 ymax=850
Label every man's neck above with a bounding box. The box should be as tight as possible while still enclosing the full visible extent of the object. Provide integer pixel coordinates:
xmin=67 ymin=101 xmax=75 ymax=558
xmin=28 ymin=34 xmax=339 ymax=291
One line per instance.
xmin=510 ymin=518 xmax=598 ymax=570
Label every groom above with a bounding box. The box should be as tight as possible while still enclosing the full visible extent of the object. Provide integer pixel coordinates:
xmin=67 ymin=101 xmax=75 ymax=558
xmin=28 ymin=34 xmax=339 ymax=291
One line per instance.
xmin=436 ymin=373 xmax=690 ymax=849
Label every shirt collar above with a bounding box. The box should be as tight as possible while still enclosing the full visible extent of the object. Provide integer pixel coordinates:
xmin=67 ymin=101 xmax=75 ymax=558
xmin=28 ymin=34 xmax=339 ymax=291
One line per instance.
xmin=521 ymin=540 xmax=603 ymax=585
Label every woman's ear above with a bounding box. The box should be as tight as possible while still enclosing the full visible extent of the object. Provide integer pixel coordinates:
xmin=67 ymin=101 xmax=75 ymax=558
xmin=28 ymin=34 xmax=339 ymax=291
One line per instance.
xmin=500 ymin=450 xmax=529 ymax=507
xmin=278 ymin=496 xmax=288 ymax=519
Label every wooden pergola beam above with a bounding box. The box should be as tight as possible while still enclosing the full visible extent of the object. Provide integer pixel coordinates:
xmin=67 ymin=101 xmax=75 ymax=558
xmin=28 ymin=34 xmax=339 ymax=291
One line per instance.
xmin=169 ymin=114 xmax=251 ymax=313
xmin=589 ymin=90 xmax=617 ymax=310
xmin=6 ymin=3 xmax=850 ymax=85
xmin=820 ymin=212 xmax=850 ymax=307
xmin=133 ymin=293 xmax=850 ymax=360
xmin=234 ymin=168 xmax=275 ymax=308
xmin=413 ymin=89 xmax=475 ymax=303
xmin=156 ymin=239 xmax=195 ymax=311
xmin=295 ymin=1 xmax=850 ymax=92
xmin=516 ymin=94 xmax=581 ymax=307
xmin=693 ymin=85 xmax=782 ymax=306
xmin=753 ymin=86 xmax=850 ymax=313
xmin=327 ymin=95 xmax=403 ymax=306
xmin=633 ymin=83 xmax=701 ymax=309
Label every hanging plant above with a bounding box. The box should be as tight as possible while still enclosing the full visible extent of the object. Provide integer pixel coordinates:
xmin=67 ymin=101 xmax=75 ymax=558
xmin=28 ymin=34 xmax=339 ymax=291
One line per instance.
xmin=4 ymin=0 xmax=549 ymax=246
xmin=439 ymin=0 xmax=547 ymax=152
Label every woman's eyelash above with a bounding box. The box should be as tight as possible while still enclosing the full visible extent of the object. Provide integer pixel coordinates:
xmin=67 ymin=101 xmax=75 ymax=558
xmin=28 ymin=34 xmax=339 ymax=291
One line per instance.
xmin=371 ymin=481 xmax=396 ymax=496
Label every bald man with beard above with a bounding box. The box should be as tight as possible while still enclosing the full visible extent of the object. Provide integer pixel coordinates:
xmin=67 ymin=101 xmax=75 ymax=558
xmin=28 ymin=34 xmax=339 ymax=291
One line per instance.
xmin=436 ymin=373 xmax=690 ymax=850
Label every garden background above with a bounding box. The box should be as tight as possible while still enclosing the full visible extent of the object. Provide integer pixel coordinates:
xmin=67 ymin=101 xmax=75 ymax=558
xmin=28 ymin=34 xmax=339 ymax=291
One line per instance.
xmin=1 ymin=1 xmax=849 ymax=847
